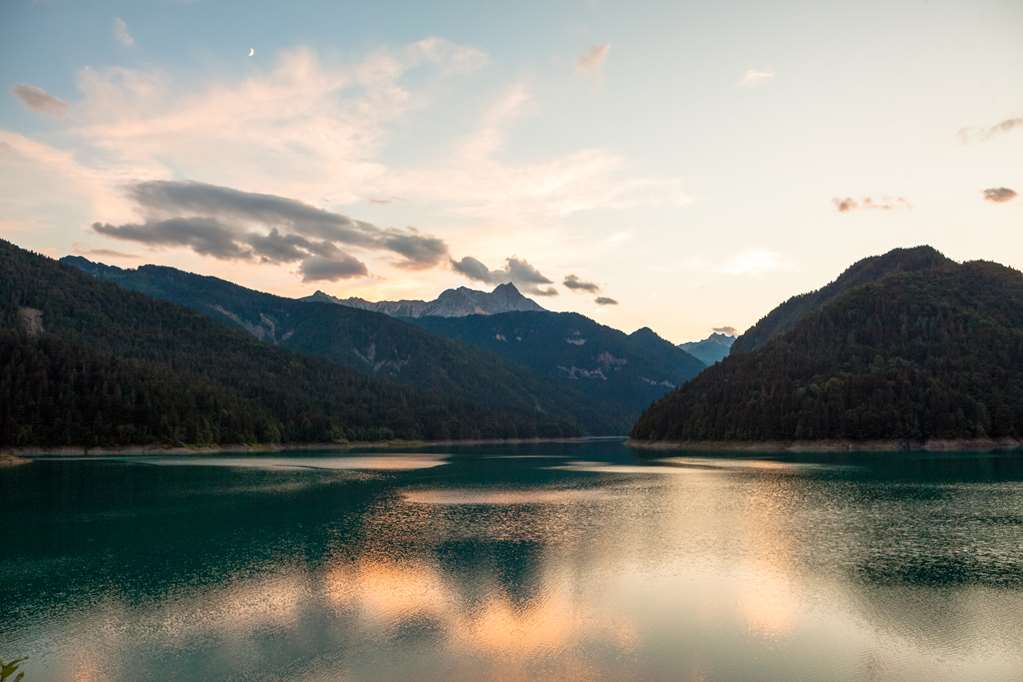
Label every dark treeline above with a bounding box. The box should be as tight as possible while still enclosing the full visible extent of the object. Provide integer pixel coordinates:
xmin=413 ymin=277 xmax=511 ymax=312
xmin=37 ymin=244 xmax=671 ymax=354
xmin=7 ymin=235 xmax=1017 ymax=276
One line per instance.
xmin=632 ymin=257 xmax=1023 ymax=443
xmin=0 ymin=240 xmax=581 ymax=448
xmin=63 ymin=255 xmax=619 ymax=434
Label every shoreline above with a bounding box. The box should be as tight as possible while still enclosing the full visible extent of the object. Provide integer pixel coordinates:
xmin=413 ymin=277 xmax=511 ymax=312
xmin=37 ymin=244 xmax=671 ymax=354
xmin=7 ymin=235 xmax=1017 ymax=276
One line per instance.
xmin=626 ymin=437 xmax=1023 ymax=453
xmin=4 ymin=435 xmax=627 ymax=458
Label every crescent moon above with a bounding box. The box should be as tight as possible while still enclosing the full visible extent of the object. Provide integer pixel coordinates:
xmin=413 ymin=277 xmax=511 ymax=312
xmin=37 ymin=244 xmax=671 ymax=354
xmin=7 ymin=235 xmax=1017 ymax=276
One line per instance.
xmin=248 ymin=48 xmax=255 ymax=57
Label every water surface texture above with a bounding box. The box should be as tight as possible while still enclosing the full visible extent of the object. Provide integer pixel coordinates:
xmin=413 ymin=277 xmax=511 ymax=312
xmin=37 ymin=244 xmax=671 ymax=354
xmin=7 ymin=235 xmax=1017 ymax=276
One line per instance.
xmin=3 ymin=441 xmax=1023 ymax=680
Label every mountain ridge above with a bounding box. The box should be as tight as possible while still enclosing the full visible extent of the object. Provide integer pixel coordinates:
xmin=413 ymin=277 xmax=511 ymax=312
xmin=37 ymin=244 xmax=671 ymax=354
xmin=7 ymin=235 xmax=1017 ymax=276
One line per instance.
xmin=61 ymin=255 xmax=624 ymax=434
xmin=631 ymin=247 xmax=1023 ymax=445
xmin=302 ymin=281 xmax=546 ymax=318
xmin=679 ymin=332 xmax=736 ymax=365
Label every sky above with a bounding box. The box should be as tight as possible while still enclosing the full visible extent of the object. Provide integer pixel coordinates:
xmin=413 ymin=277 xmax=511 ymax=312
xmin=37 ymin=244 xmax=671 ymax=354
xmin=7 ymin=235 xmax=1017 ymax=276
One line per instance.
xmin=1 ymin=0 xmax=1021 ymax=343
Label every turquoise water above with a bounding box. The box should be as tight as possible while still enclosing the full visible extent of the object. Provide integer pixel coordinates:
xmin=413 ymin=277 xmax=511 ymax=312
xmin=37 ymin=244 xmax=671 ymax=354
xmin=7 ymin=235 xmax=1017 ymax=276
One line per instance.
xmin=2 ymin=441 xmax=1023 ymax=680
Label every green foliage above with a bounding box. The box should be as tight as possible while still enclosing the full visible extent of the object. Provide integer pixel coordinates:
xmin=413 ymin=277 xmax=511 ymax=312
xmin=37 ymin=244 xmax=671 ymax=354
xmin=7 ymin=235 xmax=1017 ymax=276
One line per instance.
xmin=0 ymin=657 xmax=27 ymax=682
xmin=633 ymin=255 xmax=1023 ymax=443
xmin=0 ymin=240 xmax=586 ymax=447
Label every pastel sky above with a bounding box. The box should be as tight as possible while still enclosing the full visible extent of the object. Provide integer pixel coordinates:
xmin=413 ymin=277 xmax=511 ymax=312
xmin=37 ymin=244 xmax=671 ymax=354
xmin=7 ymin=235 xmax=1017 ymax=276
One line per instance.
xmin=1 ymin=0 xmax=1021 ymax=343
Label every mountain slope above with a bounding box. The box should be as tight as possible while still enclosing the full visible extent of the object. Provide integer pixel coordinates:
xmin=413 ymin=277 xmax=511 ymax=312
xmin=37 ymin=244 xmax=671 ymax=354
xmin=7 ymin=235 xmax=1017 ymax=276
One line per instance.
xmin=3 ymin=240 xmax=581 ymax=447
xmin=679 ymin=332 xmax=735 ymax=365
xmin=303 ymin=282 xmax=546 ymax=317
xmin=632 ymin=251 xmax=1023 ymax=445
xmin=62 ymin=256 xmax=618 ymax=434
xmin=411 ymin=312 xmax=706 ymax=421
xmin=730 ymin=246 xmax=954 ymax=354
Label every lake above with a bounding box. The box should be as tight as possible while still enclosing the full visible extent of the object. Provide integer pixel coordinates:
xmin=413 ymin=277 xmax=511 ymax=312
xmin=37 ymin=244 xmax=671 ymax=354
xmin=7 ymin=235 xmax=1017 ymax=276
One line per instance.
xmin=2 ymin=440 xmax=1023 ymax=680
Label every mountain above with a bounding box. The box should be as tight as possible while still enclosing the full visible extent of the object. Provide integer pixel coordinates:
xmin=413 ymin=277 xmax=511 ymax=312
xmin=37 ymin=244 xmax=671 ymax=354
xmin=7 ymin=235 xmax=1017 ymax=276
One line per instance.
xmin=411 ymin=313 xmax=706 ymax=422
xmin=631 ymin=247 xmax=1023 ymax=445
xmin=303 ymin=282 xmax=546 ymax=317
xmin=62 ymin=256 xmax=619 ymax=434
xmin=2 ymin=240 xmax=583 ymax=448
xmin=730 ymin=245 xmax=953 ymax=355
xmin=679 ymin=332 xmax=736 ymax=365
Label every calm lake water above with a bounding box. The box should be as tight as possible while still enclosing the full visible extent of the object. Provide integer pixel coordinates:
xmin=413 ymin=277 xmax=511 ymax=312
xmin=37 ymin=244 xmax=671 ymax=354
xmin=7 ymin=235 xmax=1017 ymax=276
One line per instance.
xmin=2 ymin=440 xmax=1023 ymax=681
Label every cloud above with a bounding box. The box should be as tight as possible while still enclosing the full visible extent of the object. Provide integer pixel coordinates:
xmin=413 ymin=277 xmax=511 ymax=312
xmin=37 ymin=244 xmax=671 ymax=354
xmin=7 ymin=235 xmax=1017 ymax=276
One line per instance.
xmin=563 ymin=274 xmax=600 ymax=293
xmin=717 ymin=249 xmax=789 ymax=276
xmin=299 ymin=253 xmax=368 ymax=281
xmin=983 ymin=187 xmax=1017 ymax=203
xmin=833 ymin=196 xmax=911 ymax=212
xmin=594 ymin=296 xmax=618 ymax=305
xmin=12 ymin=85 xmax=68 ymax=116
xmin=576 ymin=45 xmax=610 ymax=75
xmin=71 ymin=245 xmax=138 ymax=259
xmin=113 ymin=17 xmax=134 ymax=47
xmin=117 ymin=179 xmax=449 ymax=268
xmin=713 ymin=326 xmax=738 ymax=336
xmin=451 ymin=256 xmax=558 ymax=296
xmin=738 ymin=69 xmax=775 ymax=87
xmin=958 ymin=117 xmax=1022 ymax=143
xmin=93 ymin=217 xmax=250 ymax=260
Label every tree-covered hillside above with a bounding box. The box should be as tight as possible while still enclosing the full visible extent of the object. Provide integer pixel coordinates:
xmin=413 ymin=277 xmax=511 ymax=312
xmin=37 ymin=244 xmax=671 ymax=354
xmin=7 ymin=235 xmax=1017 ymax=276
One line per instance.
xmin=730 ymin=246 xmax=954 ymax=354
xmin=632 ymin=252 xmax=1023 ymax=444
xmin=63 ymin=256 xmax=619 ymax=433
xmin=1 ymin=240 xmax=584 ymax=447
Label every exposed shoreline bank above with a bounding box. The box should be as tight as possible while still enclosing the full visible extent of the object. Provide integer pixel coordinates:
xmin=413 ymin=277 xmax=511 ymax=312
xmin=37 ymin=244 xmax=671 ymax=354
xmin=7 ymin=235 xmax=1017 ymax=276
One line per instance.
xmin=4 ymin=435 xmax=627 ymax=458
xmin=626 ymin=437 xmax=1023 ymax=453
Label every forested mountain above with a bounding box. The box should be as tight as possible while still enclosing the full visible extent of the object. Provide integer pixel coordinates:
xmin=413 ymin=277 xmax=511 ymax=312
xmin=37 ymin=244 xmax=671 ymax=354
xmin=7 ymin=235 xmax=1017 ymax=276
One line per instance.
xmin=411 ymin=312 xmax=706 ymax=421
xmin=632 ymin=248 xmax=1023 ymax=445
xmin=1 ymin=240 xmax=587 ymax=448
xmin=730 ymin=246 xmax=953 ymax=354
xmin=62 ymin=255 xmax=620 ymax=433
xmin=302 ymin=282 xmax=545 ymax=317
xmin=679 ymin=332 xmax=736 ymax=365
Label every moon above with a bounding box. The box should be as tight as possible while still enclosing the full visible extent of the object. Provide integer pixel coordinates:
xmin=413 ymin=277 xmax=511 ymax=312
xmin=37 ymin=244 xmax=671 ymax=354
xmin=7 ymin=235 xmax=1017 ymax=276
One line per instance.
xmin=248 ymin=48 xmax=255 ymax=57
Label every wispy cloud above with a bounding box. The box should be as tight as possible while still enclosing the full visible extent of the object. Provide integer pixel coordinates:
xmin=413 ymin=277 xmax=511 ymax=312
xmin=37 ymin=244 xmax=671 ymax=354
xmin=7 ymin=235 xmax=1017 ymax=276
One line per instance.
xmin=958 ymin=117 xmax=1022 ymax=143
xmin=738 ymin=69 xmax=774 ymax=87
xmin=594 ymin=296 xmax=617 ymax=305
xmin=983 ymin=187 xmax=1017 ymax=203
xmin=713 ymin=326 xmax=737 ymax=336
xmin=12 ymin=84 xmax=68 ymax=116
xmin=576 ymin=44 xmax=609 ymax=75
xmin=113 ymin=17 xmax=134 ymax=47
xmin=833 ymin=196 xmax=911 ymax=212
xmin=451 ymin=256 xmax=558 ymax=296
xmin=563 ymin=274 xmax=600 ymax=293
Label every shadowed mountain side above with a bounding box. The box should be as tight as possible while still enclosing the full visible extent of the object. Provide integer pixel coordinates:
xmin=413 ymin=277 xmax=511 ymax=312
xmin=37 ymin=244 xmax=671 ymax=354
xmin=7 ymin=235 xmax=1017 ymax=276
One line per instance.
xmin=61 ymin=256 xmax=620 ymax=434
xmin=632 ymin=255 xmax=1023 ymax=444
xmin=2 ymin=240 xmax=587 ymax=447
xmin=411 ymin=312 xmax=706 ymax=422
xmin=731 ymin=246 xmax=954 ymax=355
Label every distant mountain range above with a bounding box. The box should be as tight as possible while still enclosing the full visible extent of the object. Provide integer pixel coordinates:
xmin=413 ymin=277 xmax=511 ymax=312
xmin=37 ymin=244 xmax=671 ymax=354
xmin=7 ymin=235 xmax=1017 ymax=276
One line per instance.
xmin=632 ymin=246 xmax=1023 ymax=446
xmin=678 ymin=332 xmax=735 ymax=365
xmin=4 ymin=240 xmax=578 ymax=447
xmin=303 ymin=282 xmax=545 ymax=318
xmin=412 ymin=314 xmax=706 ymax=420
xmin=61 ymin=255 xmax=616 ymax=435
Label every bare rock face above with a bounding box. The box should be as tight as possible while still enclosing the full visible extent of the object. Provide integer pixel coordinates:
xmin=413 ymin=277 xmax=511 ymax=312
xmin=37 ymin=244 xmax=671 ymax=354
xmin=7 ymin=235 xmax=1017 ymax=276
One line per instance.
xmin=303 ymin=282 xmax=546 ymax=318
xmin=17 ymin=307 xmax=43 ymax=336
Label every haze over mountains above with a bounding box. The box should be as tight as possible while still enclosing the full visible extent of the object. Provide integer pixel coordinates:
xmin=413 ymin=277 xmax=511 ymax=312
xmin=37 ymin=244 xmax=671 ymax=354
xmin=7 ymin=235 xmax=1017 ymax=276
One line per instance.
xmin=303 ymin=282 xmax=546 ymax=318
xmin=633 ymin=246 xmax=1023 ymax=447
xmin=678 ymin=332 xmax=736 ymax=365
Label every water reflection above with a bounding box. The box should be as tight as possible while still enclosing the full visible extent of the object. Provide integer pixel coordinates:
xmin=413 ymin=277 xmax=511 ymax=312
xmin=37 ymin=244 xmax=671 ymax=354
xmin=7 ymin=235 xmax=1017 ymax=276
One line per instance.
xmin=2 ymin=444 xmax=1023 ymax=680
